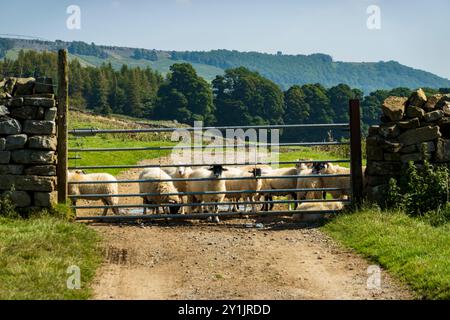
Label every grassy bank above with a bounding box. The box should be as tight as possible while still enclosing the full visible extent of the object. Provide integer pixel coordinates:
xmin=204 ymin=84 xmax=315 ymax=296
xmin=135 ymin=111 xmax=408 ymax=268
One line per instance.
xmin=323 ymin=208 xmax=450 ymax=300
xmin=0 ymin=215 xmax=102 ymax=299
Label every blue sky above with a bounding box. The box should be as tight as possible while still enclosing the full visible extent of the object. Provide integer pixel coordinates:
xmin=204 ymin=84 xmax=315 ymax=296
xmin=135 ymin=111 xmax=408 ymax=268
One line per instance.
xmin=1 ymin=0 xmax=449 ymax=79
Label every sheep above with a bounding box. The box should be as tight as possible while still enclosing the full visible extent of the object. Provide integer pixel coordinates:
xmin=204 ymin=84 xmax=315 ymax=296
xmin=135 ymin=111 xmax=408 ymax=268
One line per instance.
xmin=292 ymin=201 xmax=345 ymax=222
xmin=319 ymin=163 xmax=351 ymax=199
xmin=139 ymin=168 xmax=182 ymax=215
xmin=162 ymin=166 xmax=194 ymax=212
xmin=185 ymin=165 xmax=228 ymax=222
xmin=224 ymin=166 xmax=265 ymax=212
xmin=68 ymin=170 xmax=120 ymax=216
xmin=259 ymin=167 xmax=299 ymax=211
xmin=295 ymin=162 xmax=324 ymax=202
xmin=172 ymin=166 xmax=194 ymax=194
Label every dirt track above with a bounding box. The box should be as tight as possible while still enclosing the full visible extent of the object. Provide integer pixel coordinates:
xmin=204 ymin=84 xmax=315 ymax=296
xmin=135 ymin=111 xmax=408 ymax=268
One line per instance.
xmin=78 ymin=158 xmax=412 ymax=300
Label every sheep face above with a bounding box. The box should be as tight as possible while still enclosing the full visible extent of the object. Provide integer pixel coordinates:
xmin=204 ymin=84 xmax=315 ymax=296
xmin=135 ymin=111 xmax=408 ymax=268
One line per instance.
xmin=313 ymin=162 xmax=327 ymax=174
xmin=208 ymin=165 xmax=227 ymax=178
xmin=168 ymin=199 xmax=181 ymax=214
xmin=295 ymin=163 xmax=309 ymax=171
xmin=248 ymin=168 xmax=262 ymax=177
xmin=318 ymin=162 xmax=340 ymax=175
xmin=176 ymin=166 xmax=188 ymax=176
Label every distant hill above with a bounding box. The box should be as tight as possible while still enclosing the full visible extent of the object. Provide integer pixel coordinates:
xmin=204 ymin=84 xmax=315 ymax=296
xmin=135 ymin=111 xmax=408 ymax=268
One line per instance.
xmin=1 ymin=37 xmax=449 ymax=93
xmin=171 ymin=50 xmax=450 ymax=93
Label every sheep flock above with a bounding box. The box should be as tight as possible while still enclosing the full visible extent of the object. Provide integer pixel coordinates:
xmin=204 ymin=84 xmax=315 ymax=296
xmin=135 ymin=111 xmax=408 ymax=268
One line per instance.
xmin=68 ymin=160 xmax=352 ymax=222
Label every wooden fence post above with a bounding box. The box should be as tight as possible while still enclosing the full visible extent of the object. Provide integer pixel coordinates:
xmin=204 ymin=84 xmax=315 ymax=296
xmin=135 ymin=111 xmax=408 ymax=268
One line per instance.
xmin=349 ymin=99 xmax=363 ymax=207
xmin=57 ymin=49 xmax=68 ymax=204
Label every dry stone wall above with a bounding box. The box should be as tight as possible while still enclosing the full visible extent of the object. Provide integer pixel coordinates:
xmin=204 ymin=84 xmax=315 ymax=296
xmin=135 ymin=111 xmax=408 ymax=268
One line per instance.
xmin=366 ymin=88 xmax=450 ymax=203
xmin=0 ymin=77 xmax=58 ymax=208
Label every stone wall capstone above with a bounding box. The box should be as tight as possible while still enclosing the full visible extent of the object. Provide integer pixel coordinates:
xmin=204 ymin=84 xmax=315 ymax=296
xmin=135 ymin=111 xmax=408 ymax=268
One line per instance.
xmin=0 ymin=77 xmax=58 ymax=208
xmin=366 ymin=88 xmax=450 ymax=204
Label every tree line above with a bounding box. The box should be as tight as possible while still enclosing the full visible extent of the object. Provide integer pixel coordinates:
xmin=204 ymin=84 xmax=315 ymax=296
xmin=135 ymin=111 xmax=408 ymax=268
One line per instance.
xmin=0 ymin=50 xmax=163 ymax=118
xmin=1 ymin=50 xmax=449 ymax=141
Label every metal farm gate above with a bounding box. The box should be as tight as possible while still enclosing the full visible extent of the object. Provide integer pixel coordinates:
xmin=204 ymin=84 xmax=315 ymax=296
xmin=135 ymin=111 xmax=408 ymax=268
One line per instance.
xmin=55 ymin=50 xmax=364 ymax=223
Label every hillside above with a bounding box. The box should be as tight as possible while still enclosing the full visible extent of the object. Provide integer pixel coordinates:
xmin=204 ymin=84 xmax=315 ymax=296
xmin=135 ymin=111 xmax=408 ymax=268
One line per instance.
xmin=1 ymin=38 xmax=449 ymax=93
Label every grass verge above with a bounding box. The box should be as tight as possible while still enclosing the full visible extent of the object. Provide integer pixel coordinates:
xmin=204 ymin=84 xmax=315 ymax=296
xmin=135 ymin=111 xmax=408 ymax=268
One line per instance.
xmin=322 ymin=208 xmax=450 ymax=300
xmin=0 ymin=215 xmax=102 ymax=300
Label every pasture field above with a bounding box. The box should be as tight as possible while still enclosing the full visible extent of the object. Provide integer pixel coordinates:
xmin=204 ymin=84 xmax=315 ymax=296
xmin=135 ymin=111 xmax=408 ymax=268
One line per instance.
xmin=323 ymin=208 xmax=450 ymax=300
xmin=68 ymin=111 xmax=177 ymax=175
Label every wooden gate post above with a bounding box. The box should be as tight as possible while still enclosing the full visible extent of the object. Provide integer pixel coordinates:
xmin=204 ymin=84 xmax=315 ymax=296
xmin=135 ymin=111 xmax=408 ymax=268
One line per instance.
xmin=349 ymin=99 xmax=363 ymax=207
xmin=57 ymin=49 xmax=69 ymax=204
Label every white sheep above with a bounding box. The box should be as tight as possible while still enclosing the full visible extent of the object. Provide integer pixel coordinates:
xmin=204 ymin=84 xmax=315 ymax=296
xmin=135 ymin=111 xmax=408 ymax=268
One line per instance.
xmin=224 ymin=166 xmax=265 ymax=212
xmin=295 ymin=162 xmax=325 ymax=202
xmin=173 ymin=166 xmax=194 ymax=193
xmin=259 ymin=167 xmax=299 ymax=211
xmin=185 ymin=165 xmax=228 ymax=222
xmin=68 ymin=170 xmax=120 ymax=216
xmin=319 ymin=163 xmax=351 ymax=199
xmin=139 ymin=168 xmax=182 ymax=215
xmin=162 ymin=166 xmax=194 ymax=212
xmin=292 ymin=201 xmax=345 ymax=222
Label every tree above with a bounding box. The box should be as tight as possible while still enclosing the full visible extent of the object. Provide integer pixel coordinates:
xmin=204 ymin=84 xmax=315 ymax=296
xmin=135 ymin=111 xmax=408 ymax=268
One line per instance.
xmin=91 ymin=70 xmax=111 ymax=115
xmin=212 ymin=67 xmax=284 ymax=126
xmin=284 ymin=85 xmax=310 ymax=122
xmin=328 ymin=84 xmax=363 ymax=123
xmin=301 ymin=83 xmax=331 ymax=124
xmin=283 ymin=85 xmax=310 ymax=141
xmin=155 ymin=63 xmax=215 ymax=125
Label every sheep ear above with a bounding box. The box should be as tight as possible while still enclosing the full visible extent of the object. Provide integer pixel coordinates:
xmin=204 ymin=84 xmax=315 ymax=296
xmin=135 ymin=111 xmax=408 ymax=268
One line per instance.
xmin=222 ymin=168 xmax=228 ymax=171
xmin=168 ymin=200 xmax=176 ymax=204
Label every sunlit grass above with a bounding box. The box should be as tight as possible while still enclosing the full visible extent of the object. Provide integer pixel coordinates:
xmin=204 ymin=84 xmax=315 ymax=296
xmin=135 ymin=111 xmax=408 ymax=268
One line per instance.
xmin=323 ymin=208 xmax=450 ymax=300
xmin=0 ymin=216 xmax=102 ymax=300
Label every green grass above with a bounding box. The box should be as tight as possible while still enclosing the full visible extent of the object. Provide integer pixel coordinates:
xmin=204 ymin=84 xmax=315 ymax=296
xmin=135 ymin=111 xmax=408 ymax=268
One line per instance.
xmin=68 ymin=111 xmax=176 ymax=175
xmin=0 ymin=215 xmax=102 ymax=300
xmin=323 ymin=208 xmax=450 ymax=300
xmin=278 ymin=147 xmax=349 ymax=168
xmin=69 ymin=136 xmax=174 ymax=175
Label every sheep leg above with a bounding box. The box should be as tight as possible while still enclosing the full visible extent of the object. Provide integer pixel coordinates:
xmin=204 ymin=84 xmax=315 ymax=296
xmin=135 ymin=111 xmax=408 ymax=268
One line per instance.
xmin=292 ymin=193 xmax=299 ymax=210
xmin=263 ymin=195 xmax=269 ymax=211
xmin=71 ymin=199 xmax=78 ymax=216
xmin=142 ymin=198 xmax=148 ymax=215
xmin=187 ymin=195 xmax=194 ymax=214
xmin=268 ymin=195 xmax=275 ymax=211
xmin=250 ymin=196 xmax=257 ymax=213
xmin=107 ymin=198 xmax=120 ymax=215
xmin=213 ymin=202 xmax=220 ymax=223
xmin=101 ymin=199 xmax=109 ymax=216
xmin=234 ymin=197 xmax=240 ymax=212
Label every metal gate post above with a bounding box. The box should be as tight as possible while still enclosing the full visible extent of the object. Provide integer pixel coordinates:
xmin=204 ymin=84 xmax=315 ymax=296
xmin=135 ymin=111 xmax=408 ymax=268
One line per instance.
xmin=349 ymin=99 xmax=363 ymax=207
